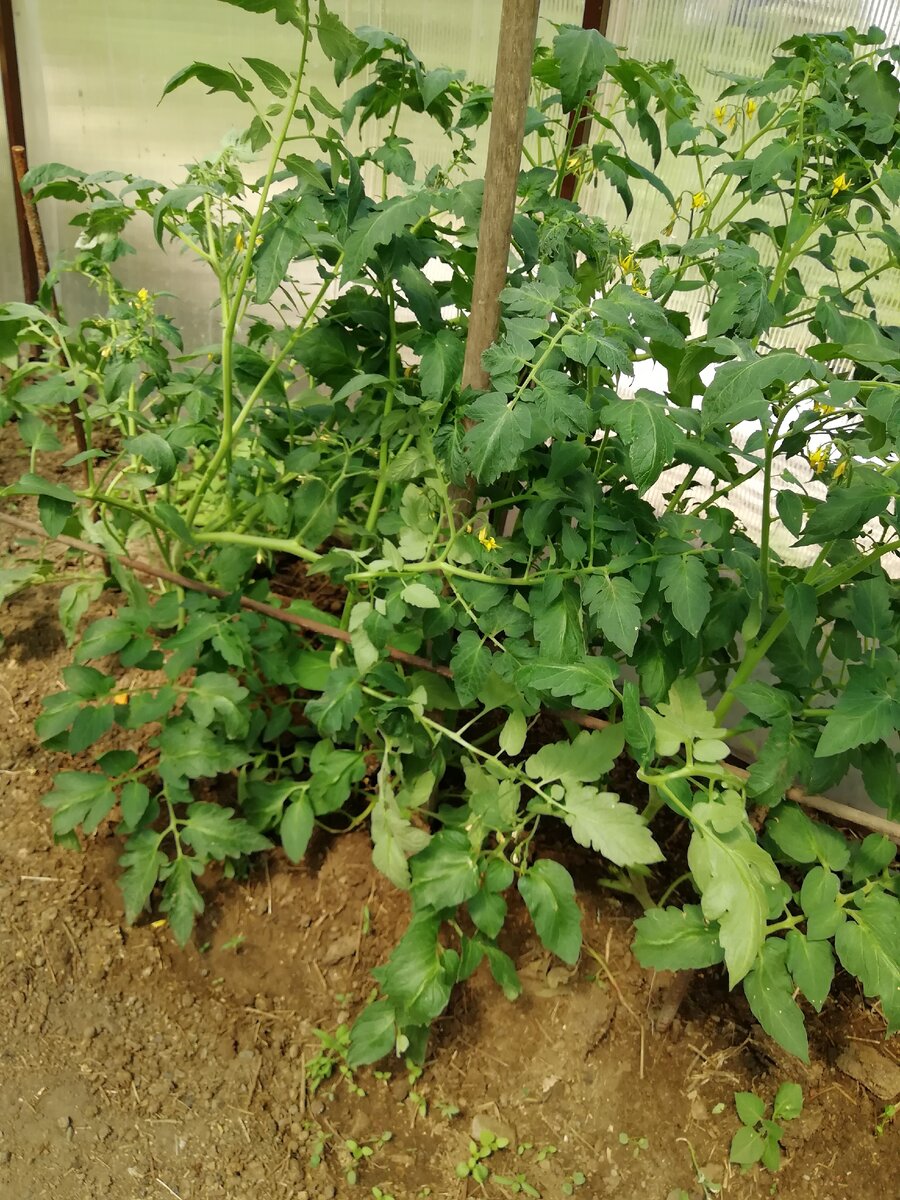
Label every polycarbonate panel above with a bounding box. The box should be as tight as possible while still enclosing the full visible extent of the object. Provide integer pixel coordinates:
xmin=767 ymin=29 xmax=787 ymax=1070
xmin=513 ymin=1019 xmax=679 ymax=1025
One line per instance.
xmin=9 ymin=0 xmax=582 ymax=339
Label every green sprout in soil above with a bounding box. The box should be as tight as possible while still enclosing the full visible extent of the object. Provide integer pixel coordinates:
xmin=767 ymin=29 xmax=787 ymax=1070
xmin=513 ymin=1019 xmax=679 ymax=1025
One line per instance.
xmin=456 ymin=1129 xmax=509 ymax=1184
xmin=730 ymin=1083 xmax=803 ymax=1174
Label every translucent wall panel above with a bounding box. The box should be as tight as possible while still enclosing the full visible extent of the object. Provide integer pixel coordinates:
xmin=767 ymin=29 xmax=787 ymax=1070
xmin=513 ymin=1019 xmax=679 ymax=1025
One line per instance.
xmin=10 ymin=0 xmax=582 ymax=340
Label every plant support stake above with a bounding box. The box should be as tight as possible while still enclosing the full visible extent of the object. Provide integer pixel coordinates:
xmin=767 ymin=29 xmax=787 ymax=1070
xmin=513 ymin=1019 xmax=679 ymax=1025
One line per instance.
xmin=461 ymin=0 xmax=541 ymax=392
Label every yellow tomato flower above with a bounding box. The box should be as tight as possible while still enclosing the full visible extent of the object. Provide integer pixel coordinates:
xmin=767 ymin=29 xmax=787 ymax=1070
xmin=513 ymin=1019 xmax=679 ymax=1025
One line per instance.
xmin=633 ymin=283 xmax=649 ymax=296
xmin=235 ymin=230 xmax=244 ymax=252
xmin=831 ymin=172 xmax=850 ymax=197
xmin=833 ymin=459 xmax=849 ymax=480
xmin=692 ymin=191 xmax=708 ymax=210
xmin=100 ymin=344 xmax=112 ymax=359
xmin=728 ymin=115 xmax=738 ymax=133
xmin=808 ymin=447 xmax=829 ymax=475
xmin=478 ymin=526 xmax=498 ymax=552
xmin=714 ymin=104 xmax=727 ymax=125
xmin=813 ymin=400 xmax=836 ymax=415
xmin=113 ymin=691 xmax=129 ymax=706
xmin=745 ymin=99 xmax=757 ymax=119
xmin=618 ymin=253 xmax=635 ymax=274
xmin=137 ymin=287 xmax=150 ymax=303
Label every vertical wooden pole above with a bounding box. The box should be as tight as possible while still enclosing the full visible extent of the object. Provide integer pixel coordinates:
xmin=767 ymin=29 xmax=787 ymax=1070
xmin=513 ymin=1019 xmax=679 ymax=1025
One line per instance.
xmin=461 ymin=0 xmax=541 ymax=393
xmin=0 ymin=0 xmax=40 ymax=301
xmin=559 ymin=0 xmax=612 ymax=202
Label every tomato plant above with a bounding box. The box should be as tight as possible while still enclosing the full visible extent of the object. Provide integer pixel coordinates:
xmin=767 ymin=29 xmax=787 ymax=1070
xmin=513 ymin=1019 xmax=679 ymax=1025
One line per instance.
xmin=1 ymin=1 xmax=898 ymax=1067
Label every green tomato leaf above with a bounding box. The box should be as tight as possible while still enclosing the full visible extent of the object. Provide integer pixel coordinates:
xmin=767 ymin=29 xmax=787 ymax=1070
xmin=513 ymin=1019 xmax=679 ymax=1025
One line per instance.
xmin=688 ymin=794 xmax=781 ymax=985
xmin=561 ymin=785 xmax=663 ymax=866
xmin=305 ymin=668 xmax=362 ymax=736
xmin=450 ymin=631 xmax=492 ymax=706
xmin=281 ymin=793 xmax=315 ymax=862
xmin=410 ymin=830 xmax=480 ymax=912
xmin=657 ymin=554 xmax=712 ymax=637
xmin=553 ymin=24 xmax=618 ymax=112
xmin=834 ymin=891 xmax=900 ymax=1033
xmin=348 ymin=999 xmax=397 ymax=1068
xmin=43 ymin=771 xmax=116 ymax=837
xmin=765 ymin=804 xmax=850 ymax=871
xmin=341 ymin=192 xmax=431 ymax=283
xmin=419 ymin=328 xmax=464 ymax=401
xmin=583 ymin=574 xmax=642 ymax=655
xmin=159 ymin=855 xmax=205 ymax=946
xmin=632 ymin=904 xmax=725 ymax=971
xmin=464 ymin=392 xmax=532 ymax=484
xmin=518 ymin=859 xmax=582 ymax=965
xmin=785 ymin=929 xmax=834 ymax=1012
xmin=118 ymin=830 xmax=166 ymax=925
xmin=516 ymin=656 xmax=618 ymax=710
xmin=180 ymin=801 xmax=272 ymax=860
xmin=187 ymin=672 xmax=250 ymax=738
xmin=743 ymin=939 xmax=810 ymax=1063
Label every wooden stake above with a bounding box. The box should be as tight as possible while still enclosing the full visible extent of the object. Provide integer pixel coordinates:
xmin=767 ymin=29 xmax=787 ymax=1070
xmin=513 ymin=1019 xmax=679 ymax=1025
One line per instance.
xmin=461 ymin=0 xmax=541 ymax=393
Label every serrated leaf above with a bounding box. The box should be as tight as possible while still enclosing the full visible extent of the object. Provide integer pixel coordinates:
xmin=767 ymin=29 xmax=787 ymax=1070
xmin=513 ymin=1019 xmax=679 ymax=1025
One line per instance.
xmin=160 ymin=856 xmax=205 ymax=946
xmin=371 ymin=789 xmax=431 ymax=890
xmin=341 ymin=193 xmax=431 ymax=283
xmin=526 ymin=726 xmax=624 ymax=785
xmin=450 ymin=631 xmax=492 ymax=706
xmin=372 ymin=915 xmax=455 ymax=1026
xmin=180 ymin=801 xmax=272 ymax=860
xmin=657 ymin=554 xmax=711 ymax=636
xmin=518 ymin=859 xmax=582 ymax=965
xmin=187 ymin=673 xmax=250 ymax=738
xmin=688 ymin=794 xmax=780 ymax=985
xmin=766 ymin=804 xmax=850 ymax=871
xmin=464 ymin=392 xmax=532 ymax=484
xmin=316 ymin=0 xmax=366 ymax=84
xmin=553 ymin=24 xmax=618 ymax=111
xmin=632 ymin=904 xmax=725 ymax=971
xmin=834 ymin=891 xmax=900 ymax=1032
xmin=401 ymin=582 xmax=441 ymax=609
xmin=243 ymin=56 xmax=291 ymax=97
xmin=604 ymin=393 xmax=676 ymax=493
xmin=419 ymin=328 xmax=464 ymax=401
xmin=118 ymin=830 xmax=166 ymax=924
xmin=649 ymin=679 xmax=729 ymax=763
xmin=43 ymin=771 xmax=116 ymax=836
xmin=157 ymin=718 xmax=250 ymax=781
xmin=305 ymin=667 xmax=361 ymax=735
xmin=743 ymin=939 xmax=810 ymax=1062
xmin=785 ymin=929 xmax=834 ymax=1012
xmin=584 ymin=574 xmax=642 ymax=655
xmin=161 ymin=62 xmax=252 ymax=103
xmin=799 ymin=867 xmax=845 ymax=941
xmin=702 ymin=352 xmax=810 ymax=430
xmin=410 ymin=830 xmax=480 ymax=912
xmin=561 ymin=785 xmax=663 ymax=866
xmin=124 ymin=432 xmax=178 ymax=484
xmin=516 ymin=656 xmax=618 ymax=710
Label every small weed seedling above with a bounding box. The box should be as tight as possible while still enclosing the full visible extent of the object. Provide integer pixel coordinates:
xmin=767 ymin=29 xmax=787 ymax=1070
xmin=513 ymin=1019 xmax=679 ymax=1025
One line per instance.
xmin=220 ymin=933 xmax=245 ymax=953
xmin=492 ymin=1171 xmax=541 ymax=1197
xmin=437 ymin=1100 xmax=461 ymax=1120
xmin=306 ymin=1024 xmax=365 ymax=1098
xmin=406 ymin=1059 xmax=427 ymax=1117
xmin=371 ymin=1188 xmax=395 ymax=1200
xmin=618 ymin=1131 xmax=649 ymax=1157
xmin=456 ymin=1129 xmax=510 ymax=1183
xmin=561 ymin=1171 xmax=587 ymax=1195
xmin=876 ymin=1104 xmax=897 ymax=1137
xmin=308 ymin=1126 xmax=328 ymax=1169
xmin=730 ymin=1083 xmax=803 ymax=1173
xmin=343 ymin=1132 xmax=392 ymax=1186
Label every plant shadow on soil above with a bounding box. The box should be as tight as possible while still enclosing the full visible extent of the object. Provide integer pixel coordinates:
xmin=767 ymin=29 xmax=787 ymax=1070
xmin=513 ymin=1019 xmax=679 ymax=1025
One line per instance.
xmin=0 ymin=564 xmax=898 ymax=1199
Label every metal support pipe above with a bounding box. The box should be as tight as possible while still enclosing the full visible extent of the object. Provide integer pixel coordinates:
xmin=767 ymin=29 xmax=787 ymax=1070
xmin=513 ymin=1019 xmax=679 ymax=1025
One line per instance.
xmin=0 ymin=0 xmax=39 ymax=300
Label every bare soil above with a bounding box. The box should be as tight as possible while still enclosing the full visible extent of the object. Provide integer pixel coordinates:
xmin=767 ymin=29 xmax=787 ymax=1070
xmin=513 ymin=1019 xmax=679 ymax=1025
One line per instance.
xmin=0 ymin=436 xmax=898 ymax=1200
